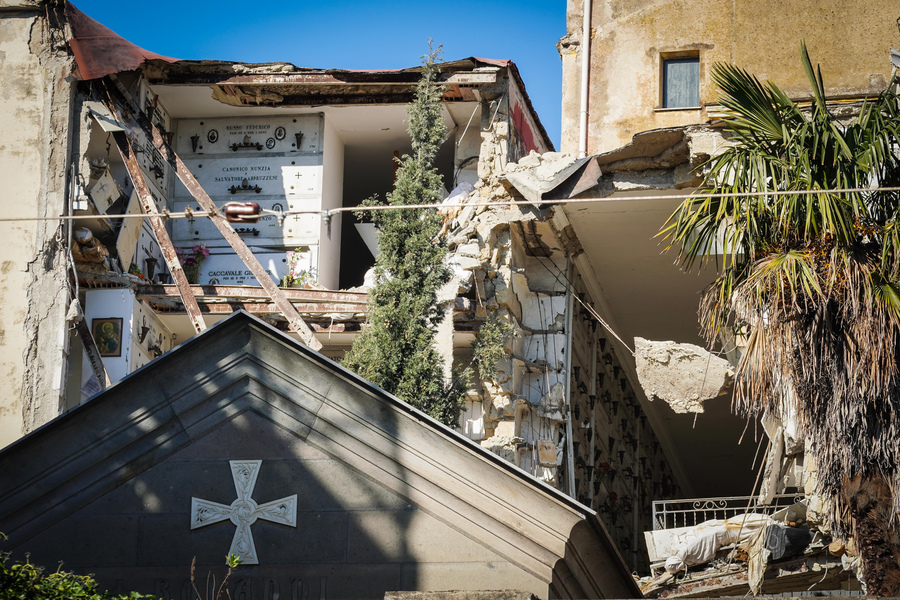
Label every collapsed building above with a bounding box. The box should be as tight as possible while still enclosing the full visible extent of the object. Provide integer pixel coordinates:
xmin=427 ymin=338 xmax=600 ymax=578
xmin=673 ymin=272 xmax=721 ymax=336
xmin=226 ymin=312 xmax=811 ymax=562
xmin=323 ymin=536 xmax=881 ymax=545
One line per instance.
xmin=4 ymin=0 xmax=900 ymax=596
xmin=2 ymin=0 xmax=677 ymax=580
xmin=0 ymin=1 xmax=553 ymax=422
xmin=1 ymin=0 xmax=684 ymax=581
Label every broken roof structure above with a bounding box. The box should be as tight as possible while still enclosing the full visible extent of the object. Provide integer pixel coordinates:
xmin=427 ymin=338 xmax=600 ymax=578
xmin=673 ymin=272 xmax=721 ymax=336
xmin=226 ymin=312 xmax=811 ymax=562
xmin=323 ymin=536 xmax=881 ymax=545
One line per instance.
xmin=0 ymin=311 xmax=640 ymax=599
xmin=3 ymin=3 xmax=665 ymax=594
xmin=0 ymin=0 xmax=556 ymax=440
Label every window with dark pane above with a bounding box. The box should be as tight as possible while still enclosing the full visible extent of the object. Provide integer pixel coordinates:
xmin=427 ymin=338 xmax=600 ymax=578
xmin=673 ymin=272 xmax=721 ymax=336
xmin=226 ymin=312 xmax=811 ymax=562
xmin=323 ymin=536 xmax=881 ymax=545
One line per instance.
xmin=662 ymin=57 xmax=699 ymax=108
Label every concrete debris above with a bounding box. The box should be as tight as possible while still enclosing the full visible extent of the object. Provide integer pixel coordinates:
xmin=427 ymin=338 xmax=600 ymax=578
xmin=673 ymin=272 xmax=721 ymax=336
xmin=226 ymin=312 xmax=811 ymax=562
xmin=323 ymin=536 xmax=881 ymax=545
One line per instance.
xmin=65 ymin=298 xmax=84 ymax=323
xmin=449 ymin=254 xmax=483 ymax=272
xmin=502 ymin=151 xmax=594 ymax=203
xmin=641 ymin=504 xmax=856 ymax=598
xmin=482 ymin=380 xmax=516 ymax=420
xmin=643 ymin=549 xmax=850 ymax=598
xmin=478 ymin=120 xmax=509 ymax=179
xmin=535 ymin=382 xmax=566 ymax=421
xmin=537 ymin=439 xmax=560 ymax=467
xmin=480 ymin=434 xmax=524 ymax=462
xmin=759 ymin=411 xmax=808 ymax=505
xmin=634 ymin=337 xmax=734 ymax=414
xmin=440 ymin=149 xmax=605 ymax=499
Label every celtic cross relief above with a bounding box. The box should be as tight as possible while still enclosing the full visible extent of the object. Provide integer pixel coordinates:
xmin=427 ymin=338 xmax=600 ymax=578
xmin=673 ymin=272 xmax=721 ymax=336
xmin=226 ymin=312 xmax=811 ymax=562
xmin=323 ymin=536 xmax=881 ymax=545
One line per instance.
xmin=190 ymin=460 xmax=297 ymax=565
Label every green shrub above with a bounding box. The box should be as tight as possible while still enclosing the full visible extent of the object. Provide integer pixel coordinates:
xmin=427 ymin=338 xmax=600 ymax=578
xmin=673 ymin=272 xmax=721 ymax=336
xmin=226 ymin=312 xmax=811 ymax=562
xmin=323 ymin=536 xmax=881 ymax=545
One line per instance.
xmin=0 ymin=549 xmax=159 ymax=600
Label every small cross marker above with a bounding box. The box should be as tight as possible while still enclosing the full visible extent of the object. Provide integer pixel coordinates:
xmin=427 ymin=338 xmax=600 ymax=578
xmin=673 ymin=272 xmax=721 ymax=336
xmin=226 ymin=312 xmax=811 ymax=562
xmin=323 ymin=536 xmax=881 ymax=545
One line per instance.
xmin=191 ymin=460 xmax=297 ymax=565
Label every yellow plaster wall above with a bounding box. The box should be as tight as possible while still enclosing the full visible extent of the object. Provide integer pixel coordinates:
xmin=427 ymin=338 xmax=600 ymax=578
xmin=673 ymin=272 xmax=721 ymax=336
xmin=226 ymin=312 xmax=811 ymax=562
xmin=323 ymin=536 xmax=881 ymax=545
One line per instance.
xmin=562 ymin=0 xmax=899 ymax=154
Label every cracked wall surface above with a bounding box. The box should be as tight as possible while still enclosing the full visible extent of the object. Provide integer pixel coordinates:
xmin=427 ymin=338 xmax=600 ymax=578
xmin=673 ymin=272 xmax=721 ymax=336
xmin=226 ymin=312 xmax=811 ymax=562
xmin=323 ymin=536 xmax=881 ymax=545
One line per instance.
xmin=0 ymin=3 xmax=75 ymax=445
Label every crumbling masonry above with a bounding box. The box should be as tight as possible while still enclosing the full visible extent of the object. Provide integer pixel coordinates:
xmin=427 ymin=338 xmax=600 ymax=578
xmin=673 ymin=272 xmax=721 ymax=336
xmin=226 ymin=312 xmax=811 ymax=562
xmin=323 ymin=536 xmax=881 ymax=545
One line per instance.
xmin=443 ymin=141 xmax=681 ymax=572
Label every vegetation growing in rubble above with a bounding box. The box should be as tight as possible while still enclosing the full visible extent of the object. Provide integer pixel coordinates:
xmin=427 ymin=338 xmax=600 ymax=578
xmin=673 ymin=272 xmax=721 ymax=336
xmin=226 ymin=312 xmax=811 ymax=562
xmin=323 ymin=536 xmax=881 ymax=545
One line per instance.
xmin=472 ymin=312 xmax=513 ymax=382
xmin=662 ymin=42 xmax=900 ymax=595
xmin=342 ymin=43 xmax=465 ymax=427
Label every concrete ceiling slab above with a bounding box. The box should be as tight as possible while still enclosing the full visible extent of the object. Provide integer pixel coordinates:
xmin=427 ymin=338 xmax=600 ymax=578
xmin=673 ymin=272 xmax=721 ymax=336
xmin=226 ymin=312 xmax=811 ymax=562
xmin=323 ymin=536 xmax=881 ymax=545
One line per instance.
xmin=563 ymin=192 xmax=759 ymax=497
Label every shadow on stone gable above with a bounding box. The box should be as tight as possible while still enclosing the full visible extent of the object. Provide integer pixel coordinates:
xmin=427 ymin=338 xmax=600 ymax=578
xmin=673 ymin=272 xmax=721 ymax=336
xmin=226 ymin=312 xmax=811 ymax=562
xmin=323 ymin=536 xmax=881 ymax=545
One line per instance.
xmin=0 ymin=311 xmax=637 ymax=599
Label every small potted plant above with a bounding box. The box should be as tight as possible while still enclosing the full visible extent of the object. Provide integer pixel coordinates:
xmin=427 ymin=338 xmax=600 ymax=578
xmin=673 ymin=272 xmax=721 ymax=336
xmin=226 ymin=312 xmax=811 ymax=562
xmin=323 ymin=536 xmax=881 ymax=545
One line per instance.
xmin=176 ymin=244 xmax=210 ymax=284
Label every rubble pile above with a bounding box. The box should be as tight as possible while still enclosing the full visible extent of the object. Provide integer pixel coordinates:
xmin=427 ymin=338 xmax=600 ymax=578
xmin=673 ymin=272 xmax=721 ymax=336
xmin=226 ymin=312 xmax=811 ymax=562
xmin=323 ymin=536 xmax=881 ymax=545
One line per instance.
xmin=639 ymin=500 xmax=863 ymax=597
xmin=440 ymin=149 xmax=680 ymax=575
xmin=442 ymin=152 xmax=567 ymax=485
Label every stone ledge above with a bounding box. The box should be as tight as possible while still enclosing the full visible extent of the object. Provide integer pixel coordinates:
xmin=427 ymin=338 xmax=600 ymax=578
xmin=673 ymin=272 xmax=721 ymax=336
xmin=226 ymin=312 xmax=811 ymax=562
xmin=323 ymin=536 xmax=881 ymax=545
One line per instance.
xmin=384 ymin=591 xmax=539 ymax=600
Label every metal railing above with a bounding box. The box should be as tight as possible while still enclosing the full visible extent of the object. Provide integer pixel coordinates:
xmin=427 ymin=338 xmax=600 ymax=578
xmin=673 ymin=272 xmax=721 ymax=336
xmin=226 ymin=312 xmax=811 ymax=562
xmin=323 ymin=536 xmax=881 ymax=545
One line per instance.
xmin=652 ymin=494 xmax=804 ymax=530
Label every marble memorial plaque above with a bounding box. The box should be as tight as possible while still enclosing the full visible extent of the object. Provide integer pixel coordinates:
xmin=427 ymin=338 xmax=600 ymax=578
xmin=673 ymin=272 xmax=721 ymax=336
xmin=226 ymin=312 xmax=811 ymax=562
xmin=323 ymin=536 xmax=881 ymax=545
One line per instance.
xmin=171 ymin=157 xmax=321 ymax=199
xmin=186 ymin=249 xmax=316 ymax=286
xmin=193 ymin=251 xmax=310 ymax=286
xmin=174 ymin=115 xmax=322 ymax=156
xmin=171 ymin=198 xmax=320 ymax=246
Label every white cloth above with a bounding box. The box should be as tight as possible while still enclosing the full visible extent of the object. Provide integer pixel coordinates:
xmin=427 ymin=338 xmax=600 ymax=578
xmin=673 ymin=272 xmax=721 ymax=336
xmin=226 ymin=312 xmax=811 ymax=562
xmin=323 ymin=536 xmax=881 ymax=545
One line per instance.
xmin=664 ymin=514 xmax=772 ymax=574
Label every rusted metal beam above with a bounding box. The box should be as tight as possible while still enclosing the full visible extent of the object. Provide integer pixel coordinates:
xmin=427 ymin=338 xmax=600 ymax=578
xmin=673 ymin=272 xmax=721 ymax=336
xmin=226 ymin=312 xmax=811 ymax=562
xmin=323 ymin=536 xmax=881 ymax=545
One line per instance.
xmin=136 ymin=284 xmax=368 ymax=304
xmin=155 ymin=71 xmax=497 ymax=87
xmin=212 ymin=90 xmax=467 ymax=108
xmin=103 ymin=78 xmax=323 ymax=351
xmin=111 ymin=131 xmax=207 ymax=335
xmin=151 ymin=302 xmax=364 ymax=315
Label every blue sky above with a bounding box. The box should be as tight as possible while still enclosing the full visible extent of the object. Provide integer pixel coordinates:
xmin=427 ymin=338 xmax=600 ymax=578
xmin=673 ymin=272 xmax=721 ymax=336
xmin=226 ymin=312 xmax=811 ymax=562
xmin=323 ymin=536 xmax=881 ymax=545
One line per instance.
xmin=72 ymin=1 xmax=567 ymax=148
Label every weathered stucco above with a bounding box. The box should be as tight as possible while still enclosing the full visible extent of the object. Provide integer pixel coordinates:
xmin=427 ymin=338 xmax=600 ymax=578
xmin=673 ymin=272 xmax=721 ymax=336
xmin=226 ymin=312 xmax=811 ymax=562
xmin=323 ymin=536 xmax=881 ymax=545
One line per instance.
xmin=0 ymin=3 xmax=74 ymax=446
xmin=561 ymin=0 xmax=900 ymax=154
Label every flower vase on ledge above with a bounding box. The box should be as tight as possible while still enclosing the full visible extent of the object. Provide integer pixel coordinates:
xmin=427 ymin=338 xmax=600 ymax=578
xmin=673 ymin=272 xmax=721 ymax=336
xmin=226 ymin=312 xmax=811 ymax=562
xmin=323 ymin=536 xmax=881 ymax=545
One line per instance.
xmin=183 ymin=264 xmax=200 ymax=284
xmin=176 ymin=244 xmax=209 ymax=285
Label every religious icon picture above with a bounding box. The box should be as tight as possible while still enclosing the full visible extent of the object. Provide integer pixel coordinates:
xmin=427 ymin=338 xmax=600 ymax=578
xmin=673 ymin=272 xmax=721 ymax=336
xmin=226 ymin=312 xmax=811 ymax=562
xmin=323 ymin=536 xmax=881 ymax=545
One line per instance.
xmin=92 ymin=318 xmax=123 ymax=357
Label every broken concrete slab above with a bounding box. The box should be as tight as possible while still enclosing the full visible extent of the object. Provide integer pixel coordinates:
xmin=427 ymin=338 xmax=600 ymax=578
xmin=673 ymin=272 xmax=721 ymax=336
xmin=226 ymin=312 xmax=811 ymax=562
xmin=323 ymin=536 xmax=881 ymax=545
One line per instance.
xmin=480 ymin=434 xmax=524 ymax=462
xmin=634 ymin=337 xmax=734 ymax=414
xmin=502 ymin=152 xmax=598 ymax=204
xmin=535 ymin=382 xmax=567 ymax=421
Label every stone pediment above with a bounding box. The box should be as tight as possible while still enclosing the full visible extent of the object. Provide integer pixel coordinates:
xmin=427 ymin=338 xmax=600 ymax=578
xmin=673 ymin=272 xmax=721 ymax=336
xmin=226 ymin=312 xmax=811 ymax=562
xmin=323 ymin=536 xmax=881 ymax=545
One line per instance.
xmin=0 ymin=311 xmax=639 ymax=599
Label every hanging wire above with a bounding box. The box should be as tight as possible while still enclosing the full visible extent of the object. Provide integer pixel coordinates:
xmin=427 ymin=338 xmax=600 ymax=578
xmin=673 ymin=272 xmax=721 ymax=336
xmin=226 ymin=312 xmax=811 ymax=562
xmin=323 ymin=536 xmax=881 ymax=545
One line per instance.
xmin=534 ymin=255 xmax=635 ymax=356
xmin=5 ymin=184 xmax=900 ymax=223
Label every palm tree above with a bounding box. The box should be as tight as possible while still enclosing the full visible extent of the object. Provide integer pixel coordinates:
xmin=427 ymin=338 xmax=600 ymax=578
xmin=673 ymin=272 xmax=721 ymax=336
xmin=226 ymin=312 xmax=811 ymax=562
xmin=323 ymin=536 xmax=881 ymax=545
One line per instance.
xmin=662 ymin=43 xmax=900 ymax=595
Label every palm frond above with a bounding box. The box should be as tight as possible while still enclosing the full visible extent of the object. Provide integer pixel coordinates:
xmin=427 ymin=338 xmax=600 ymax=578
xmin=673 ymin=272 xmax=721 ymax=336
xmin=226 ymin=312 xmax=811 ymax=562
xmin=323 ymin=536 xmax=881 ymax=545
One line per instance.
xmin=663 ymin=44 xmax=900 ymax=544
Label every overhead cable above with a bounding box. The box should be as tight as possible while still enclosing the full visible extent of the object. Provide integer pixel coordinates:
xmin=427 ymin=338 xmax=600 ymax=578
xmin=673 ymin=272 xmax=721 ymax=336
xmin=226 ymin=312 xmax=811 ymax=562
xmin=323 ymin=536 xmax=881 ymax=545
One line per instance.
xmin=4 ymin=185 xmax=900 ymax=223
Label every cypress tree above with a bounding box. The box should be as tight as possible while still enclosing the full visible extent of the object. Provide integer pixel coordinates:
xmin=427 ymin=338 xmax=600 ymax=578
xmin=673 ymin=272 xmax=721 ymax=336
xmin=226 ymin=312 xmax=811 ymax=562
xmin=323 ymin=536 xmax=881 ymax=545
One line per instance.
xmin=342 ymin=43 xmax=463 ymax=427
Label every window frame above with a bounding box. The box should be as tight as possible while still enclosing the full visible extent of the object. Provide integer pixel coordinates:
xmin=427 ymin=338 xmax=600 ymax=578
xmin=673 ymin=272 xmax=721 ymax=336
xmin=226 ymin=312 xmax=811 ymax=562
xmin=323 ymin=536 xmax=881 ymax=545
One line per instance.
xmin=659 ymin=51 xmax=701 ymax=110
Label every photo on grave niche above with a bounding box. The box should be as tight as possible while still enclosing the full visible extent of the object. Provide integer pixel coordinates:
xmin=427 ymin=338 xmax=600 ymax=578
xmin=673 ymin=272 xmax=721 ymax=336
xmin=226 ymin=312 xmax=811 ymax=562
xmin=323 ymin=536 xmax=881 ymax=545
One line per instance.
xmin=92 ymin=317 xmax=123 ymax=357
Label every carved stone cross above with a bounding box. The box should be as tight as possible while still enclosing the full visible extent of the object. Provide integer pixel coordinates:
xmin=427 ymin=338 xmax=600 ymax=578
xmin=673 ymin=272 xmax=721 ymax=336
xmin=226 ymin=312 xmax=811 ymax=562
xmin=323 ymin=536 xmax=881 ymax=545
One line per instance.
xmin=191 ymin=460 xmax=297 ymax=565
